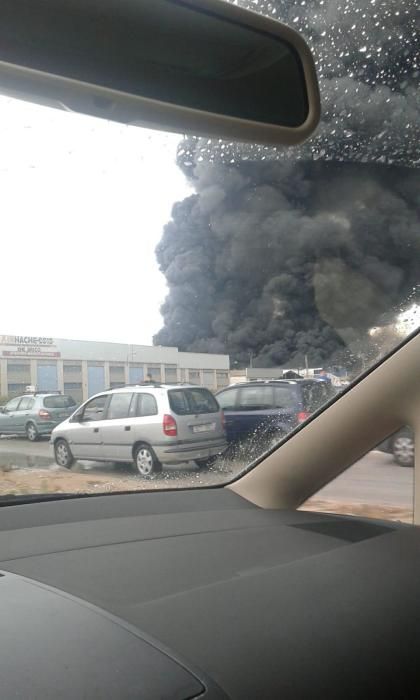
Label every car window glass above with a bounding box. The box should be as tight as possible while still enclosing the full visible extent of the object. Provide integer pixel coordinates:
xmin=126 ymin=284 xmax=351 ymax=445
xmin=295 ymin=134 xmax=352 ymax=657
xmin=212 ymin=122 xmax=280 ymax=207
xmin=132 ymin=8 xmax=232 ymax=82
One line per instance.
xmin=138 ymin=393 xmax=158 ymax=417
xmin=43 ymin=395 xmax=76 ymax=409
xmin=106 ymin=393 xmax=133 ymax=420
xmin=216 ymin=388 xmax=239 ymax=411
xmin=273 ymin=385 xmax=297 ymax=409
xmin=82 ymin=396 xmax=108 ymax=421
xmin=0 ymin=0 xmax=418 ymax=498
xmin=18 ymin=397 xmax=34 ymax=411
xmin=302 ymin=382 xmax=333 ymax=413
xmin=5 ymin=398 xmax=21 ymax=411
xmin=168 ymin=390 xmax=190 ymax=415
xmin=237 ymin=386 xmax=274 ymax=411
xmin=168 ymin=388 xmax=219 ymax=415
xmin=188 ymin=389 xmax=219 ymax=413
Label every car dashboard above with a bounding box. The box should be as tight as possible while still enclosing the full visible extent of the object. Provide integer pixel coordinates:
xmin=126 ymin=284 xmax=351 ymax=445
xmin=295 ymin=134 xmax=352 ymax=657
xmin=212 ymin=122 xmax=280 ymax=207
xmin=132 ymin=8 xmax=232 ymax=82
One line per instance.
xmin=0 ymin=488 xmax=418 ymax=697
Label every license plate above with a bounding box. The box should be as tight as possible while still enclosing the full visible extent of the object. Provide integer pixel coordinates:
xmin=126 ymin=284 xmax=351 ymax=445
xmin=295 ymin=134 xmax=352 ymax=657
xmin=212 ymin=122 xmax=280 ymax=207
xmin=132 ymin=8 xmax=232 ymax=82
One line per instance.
xmin=193 ymin=423 xmax=216 ymax=433
xmin=58 ymin=413 xmax=69 ymax=419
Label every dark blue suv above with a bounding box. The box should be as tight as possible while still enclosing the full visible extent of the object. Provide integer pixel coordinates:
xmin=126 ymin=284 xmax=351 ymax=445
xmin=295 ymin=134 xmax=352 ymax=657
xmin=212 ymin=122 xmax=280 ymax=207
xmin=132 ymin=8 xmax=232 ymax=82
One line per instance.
xmin=216 ymin=379 xmax=335 ymax=450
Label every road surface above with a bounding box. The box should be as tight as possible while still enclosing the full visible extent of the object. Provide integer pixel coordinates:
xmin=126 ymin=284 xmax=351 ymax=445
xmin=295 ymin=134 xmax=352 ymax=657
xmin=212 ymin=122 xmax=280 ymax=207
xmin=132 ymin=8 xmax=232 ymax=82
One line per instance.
xmin=0 ymin=437 xmax=414 ymax=522
xmin=303 ymin=449 xmax=413 ymax=523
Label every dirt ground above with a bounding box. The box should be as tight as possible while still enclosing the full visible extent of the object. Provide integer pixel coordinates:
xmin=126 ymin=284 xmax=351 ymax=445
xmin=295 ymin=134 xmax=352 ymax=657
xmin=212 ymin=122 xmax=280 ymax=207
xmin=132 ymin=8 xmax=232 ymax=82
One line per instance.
xmin=302 ymin=498 xmax=412 ymax=523
xmin=0 ymin=462 xmax=231 ymax=496
xmin=0 ymin=464 xmax=412 ymax=523
xmin=0 ymin=466 xmax=144 ymax=496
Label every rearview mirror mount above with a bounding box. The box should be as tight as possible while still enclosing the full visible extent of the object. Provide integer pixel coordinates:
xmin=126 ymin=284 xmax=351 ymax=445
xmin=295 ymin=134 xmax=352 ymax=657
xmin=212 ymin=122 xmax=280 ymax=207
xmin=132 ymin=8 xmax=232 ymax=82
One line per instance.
xmin=0 ymin=0 xmax=320 ymax=146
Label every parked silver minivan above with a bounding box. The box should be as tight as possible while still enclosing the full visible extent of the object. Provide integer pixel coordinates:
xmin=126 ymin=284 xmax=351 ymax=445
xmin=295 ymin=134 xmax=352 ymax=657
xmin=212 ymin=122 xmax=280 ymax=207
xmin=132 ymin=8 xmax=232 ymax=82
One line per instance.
xmin=50 ymin=383 xmax=227 ymax=476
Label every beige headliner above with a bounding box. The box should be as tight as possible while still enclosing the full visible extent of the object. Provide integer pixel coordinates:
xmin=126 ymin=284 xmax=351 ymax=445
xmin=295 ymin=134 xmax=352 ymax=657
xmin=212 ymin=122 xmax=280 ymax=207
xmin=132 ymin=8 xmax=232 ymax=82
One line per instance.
xmin=228 ymin=333 xmax=420 ymax=522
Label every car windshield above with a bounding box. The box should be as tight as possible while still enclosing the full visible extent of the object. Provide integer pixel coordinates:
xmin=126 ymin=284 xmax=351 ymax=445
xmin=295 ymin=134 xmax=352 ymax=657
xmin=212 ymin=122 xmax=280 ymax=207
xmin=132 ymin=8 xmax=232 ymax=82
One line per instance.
xmin=0 ymin=0 xmax=418 ymax=503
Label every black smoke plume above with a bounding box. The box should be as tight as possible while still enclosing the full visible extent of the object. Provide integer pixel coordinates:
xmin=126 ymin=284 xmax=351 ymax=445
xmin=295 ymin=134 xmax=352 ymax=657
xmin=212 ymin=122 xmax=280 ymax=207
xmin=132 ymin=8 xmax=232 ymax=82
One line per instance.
xmin=154 ymin=0 xmax=419 ymax=369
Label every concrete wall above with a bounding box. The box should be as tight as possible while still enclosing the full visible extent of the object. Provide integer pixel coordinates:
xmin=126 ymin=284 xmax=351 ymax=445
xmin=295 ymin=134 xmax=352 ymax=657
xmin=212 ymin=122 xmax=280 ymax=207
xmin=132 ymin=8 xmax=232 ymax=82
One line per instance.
xmin=177 ymin=351 xmax=229 ymax=370
xmin=0 ymin=335 xmax=230 ymax=401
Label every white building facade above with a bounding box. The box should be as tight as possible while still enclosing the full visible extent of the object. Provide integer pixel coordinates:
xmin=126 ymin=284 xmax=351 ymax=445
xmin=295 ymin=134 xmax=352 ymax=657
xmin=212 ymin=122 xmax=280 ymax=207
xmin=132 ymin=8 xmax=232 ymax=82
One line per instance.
xmin=0 ymin=335 xmax=230 ymax=403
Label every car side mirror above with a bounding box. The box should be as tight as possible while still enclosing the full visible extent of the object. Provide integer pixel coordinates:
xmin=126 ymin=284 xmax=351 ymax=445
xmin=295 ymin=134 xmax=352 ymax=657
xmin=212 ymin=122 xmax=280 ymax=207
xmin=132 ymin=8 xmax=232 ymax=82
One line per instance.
xmin=70 ymin=411 xmax=83 ymax=423
xmin=0 ymin=407 xmax=5 ymax=414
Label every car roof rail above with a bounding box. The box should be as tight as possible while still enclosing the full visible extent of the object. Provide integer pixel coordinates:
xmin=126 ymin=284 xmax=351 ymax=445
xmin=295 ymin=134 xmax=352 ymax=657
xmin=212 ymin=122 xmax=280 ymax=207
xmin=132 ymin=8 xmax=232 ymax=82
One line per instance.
xmin=244 ymin=379 xmax=306 ymax=387
xmin=108 ymin=382 xmax=163 ymax=389
xmin=163 ymin=382 xmax=195 ymax=386
xmin=133 ymin=381 xmax=163 ymax=387
xmin=30 ymin=390 xmax=62 ymax=395
xmin=106 ymin=381 xmax=205 ymax=390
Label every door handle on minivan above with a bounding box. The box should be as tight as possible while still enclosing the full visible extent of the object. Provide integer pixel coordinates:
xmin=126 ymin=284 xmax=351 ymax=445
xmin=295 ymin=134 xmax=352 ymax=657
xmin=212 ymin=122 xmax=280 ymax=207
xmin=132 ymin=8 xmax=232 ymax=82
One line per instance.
xmin=124 ymin=426 xmax=131 ymax=431
xmin=93 ymin=427 xmax=99 ymax=433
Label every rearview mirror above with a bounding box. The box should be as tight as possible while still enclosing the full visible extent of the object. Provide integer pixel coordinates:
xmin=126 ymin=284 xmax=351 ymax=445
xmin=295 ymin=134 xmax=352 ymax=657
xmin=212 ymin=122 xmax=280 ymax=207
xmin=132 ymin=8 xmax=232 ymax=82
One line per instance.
xmin=0 ymin=0 xmax=320 ymax=146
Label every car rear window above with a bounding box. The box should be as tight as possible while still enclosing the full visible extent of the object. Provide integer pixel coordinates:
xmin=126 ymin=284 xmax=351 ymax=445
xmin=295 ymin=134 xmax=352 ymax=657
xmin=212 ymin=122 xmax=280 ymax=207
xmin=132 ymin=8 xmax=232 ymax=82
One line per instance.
xmin=169 ymin=388 xmax=219 ymax=415
xmin=43 ymin=395 xmax=76 ymax=408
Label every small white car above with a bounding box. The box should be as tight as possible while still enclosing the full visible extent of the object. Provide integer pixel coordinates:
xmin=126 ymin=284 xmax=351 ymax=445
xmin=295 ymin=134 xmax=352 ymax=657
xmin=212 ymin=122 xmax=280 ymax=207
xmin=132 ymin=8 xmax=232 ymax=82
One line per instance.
xmin=51 ymin=383 xmax=227 ymax=476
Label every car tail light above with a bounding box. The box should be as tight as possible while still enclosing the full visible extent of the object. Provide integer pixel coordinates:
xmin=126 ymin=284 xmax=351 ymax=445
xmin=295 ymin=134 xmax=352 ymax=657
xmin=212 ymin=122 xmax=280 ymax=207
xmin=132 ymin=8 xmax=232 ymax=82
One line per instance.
xmin=297 ymin=411 xmax=311 ymax=423
xmin=163 ymin=414 xmax=177 ymax=437
xmin=221 ymin=410 xmax=225 ymax=430
xmin=39 ymin=409 xmax=52 ymax=420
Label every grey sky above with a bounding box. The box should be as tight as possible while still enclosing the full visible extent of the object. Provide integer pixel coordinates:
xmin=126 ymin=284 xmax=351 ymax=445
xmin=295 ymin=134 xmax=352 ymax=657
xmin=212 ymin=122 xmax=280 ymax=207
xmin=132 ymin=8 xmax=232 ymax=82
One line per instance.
xmin=1 ymin=96 xmax=191 ymax=345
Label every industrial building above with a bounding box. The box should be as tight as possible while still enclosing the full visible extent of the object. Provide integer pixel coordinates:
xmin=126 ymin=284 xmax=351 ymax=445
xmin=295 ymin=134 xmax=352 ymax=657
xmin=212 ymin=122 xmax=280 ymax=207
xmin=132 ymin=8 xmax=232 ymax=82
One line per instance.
xmin=0 ymin=335 xmax=230 ymax=403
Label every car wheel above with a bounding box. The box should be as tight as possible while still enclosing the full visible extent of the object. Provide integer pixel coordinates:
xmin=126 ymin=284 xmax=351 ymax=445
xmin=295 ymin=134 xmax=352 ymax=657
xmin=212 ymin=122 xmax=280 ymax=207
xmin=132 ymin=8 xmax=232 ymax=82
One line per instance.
xmin=391 ymin=432 xmax=414 ymax=467
xmin=195 ymin=456 xmax=218 ymax=470
xmin=54 ymin=439 xmax=75 ymax=469
xmin=26 ymin=422 xmax=39 ymax=442
xmin=134 ymin=444 xmax=162 ymax=477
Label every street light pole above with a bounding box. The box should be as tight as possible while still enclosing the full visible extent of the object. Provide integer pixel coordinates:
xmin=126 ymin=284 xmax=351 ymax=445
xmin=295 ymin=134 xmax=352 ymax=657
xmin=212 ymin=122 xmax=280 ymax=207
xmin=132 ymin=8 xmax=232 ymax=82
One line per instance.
xmin=127 ymin=347 xmax=148 ymax=384
xmin=125 ymin=344 xmax=131 ymax=385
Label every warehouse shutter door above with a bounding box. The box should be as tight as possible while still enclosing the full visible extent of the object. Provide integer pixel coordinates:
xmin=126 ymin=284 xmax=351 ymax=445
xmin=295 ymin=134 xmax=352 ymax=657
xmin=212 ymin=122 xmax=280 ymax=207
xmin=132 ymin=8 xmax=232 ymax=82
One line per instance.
xmin=37 ymin=365 xmax=58 ymax=391
xmin=88 ymin=366 xmax=105 ymax=397
xmin=129 ymin=367 xmax=144 ymax=384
